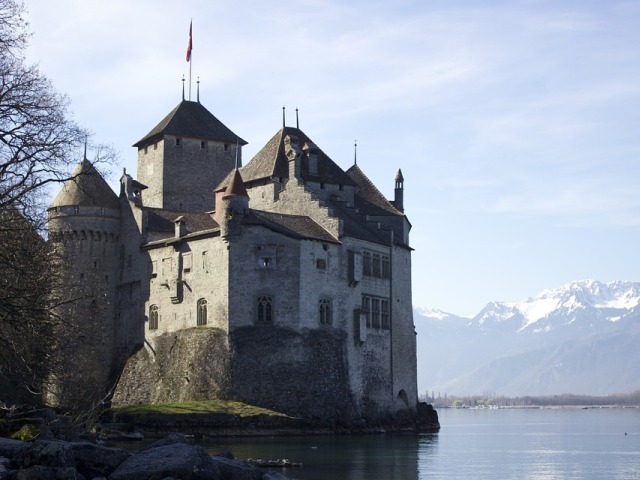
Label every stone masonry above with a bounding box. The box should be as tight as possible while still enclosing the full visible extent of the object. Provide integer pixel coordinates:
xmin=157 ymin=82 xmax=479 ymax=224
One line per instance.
xmin=48 ymin=96 xmax=418 ymax=423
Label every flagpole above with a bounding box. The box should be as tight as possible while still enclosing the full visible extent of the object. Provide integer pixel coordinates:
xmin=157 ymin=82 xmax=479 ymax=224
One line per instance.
xmin=186 ymin=19 xmax=193 ymax=101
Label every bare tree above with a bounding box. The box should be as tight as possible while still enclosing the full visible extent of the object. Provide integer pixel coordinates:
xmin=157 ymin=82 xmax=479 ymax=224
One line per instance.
xmin=0 ymin=0 xmax=115 ymax=404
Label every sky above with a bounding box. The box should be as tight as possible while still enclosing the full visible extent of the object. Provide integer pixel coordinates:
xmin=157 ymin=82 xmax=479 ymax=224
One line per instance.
xmin=25 ymin=0 xmax=640 ymax=317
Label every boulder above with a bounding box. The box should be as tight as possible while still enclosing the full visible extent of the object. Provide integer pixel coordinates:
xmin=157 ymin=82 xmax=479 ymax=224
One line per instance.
xmin=0 ymin=437 xmax=29 ymax=459
xmin=143 ymin=433 xmax=189 ymax=451
xmin=211 ymin=456 xmax=262 ymax=480
xmin=15 ymin=465 xmax=84 ymax=480
xmin=108 ymin=443 xmax=219 ymax=480
xmin=261 ymin=473 xmax=293 ymax=480
xmin=70 ymin=441 xmax=131 ymax=478
xmin=16 ymin=440 xmax=75 ymax=469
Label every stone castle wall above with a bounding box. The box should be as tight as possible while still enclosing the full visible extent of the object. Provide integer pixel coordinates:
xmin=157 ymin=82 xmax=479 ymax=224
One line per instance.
xmin=137 ymin=137 xmax=238 ymax=211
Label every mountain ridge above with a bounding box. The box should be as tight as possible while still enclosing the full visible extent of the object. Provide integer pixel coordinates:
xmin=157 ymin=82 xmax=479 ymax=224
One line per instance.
xmin=415 ymin=279 xmax=640 ymax=396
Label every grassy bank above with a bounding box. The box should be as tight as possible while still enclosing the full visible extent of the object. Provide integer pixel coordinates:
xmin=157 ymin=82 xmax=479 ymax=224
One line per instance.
xmin=107 ymin=400 xmax=291 ymax=418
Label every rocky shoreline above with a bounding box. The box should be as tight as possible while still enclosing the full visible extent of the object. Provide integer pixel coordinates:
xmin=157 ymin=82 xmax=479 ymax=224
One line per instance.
xmin=100 ymin=401 xmax=440 ymax=439
xmin=0 ymin=404 xmax=439 ymax=479
xmin=0 ymin=432 xmax=292 ymax=479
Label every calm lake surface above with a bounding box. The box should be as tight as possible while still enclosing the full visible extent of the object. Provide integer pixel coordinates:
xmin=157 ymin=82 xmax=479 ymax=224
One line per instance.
xmin=201 ymin=407 xmax=640 ymax=479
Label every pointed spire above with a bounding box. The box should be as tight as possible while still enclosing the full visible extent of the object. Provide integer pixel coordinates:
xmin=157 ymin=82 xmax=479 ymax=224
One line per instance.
xmin=354 ymin=140 xmax=357 ymax=165
xmin=83 ymin=136 xmax=88 ymax=160
xmin=182 ymin=75 xmax=185 ymax=101
xmin=282 ymin=106 xmax=286 ymax=128
xmin=196 ymin=77 xmax=200 ymax=103
xmin=296 ymin=108 xmax=299 ymax=129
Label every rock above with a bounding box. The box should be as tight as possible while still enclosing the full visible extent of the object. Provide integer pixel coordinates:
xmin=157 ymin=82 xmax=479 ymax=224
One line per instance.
xmin=15 ymin=465 xmax=84 ymax=480
xmin=212 ymin=451 xmax=234 ymax=459
xmin=108 ymin=443 xmax=219 ymax=480
xmin=211 ymin=456 xmax=262 ymax=480
xmin=261 ymin=473 xmax=293 ymax=480
xmin=17 ymin=440 xmax=75 ymax=469
xmin=70 ymin=441 xmax=131 ymax=478
xmin=15 ymin=464 xmax=56 ymax=480
xmin=0 ymin=456 xmax=13 ymax=480
xmin=143 ymin=433 xmax=189 ymax=451
xmin=0 ymin=437 xmax=29 ymax=460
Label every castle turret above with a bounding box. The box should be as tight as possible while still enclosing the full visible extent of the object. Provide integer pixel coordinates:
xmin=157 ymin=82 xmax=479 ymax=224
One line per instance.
xmin=134 ymin=100 xmax=246 ymax=212
xmin=218 ymin=169 xmax=249 ymax=239
xmin=46 ymin=159 xmax=121 ymax=409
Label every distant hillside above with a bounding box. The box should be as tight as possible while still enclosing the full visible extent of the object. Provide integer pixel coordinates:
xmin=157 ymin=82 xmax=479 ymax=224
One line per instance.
xmin=415 ymin=280 xmax=640 ymax=396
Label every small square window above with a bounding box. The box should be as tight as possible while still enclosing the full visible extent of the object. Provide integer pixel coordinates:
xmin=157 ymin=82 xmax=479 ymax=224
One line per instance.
xmin=316 ymin=259 xmax=327 ymax=269
xmin=260 ymin=257 xmax=272 ymax=268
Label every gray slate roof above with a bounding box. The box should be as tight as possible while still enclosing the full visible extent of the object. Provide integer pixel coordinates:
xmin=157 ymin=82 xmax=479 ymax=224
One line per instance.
xmin=346 ymin=164 xmax=403 ymax=217
xmin=216 ymin=127 xmax=356 ymax=190
xmin=145 ymin=209 xmax=218 ymax=234
xmin=144 ymin=207 xmax=337 ymax=245
xmin=133 ymin=100 xmax=247 ymax=147
xmin=245 ymin=210 xmax=339 ymax=244
xmin=49 ymin=160 xmax=120 ymax=210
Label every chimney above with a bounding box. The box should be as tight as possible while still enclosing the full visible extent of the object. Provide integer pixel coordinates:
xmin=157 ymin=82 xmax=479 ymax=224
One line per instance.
xmin=394 ymin=169 xmax=404 ymax=212
xmin=175 ymin=216 xmax=186 ymax=238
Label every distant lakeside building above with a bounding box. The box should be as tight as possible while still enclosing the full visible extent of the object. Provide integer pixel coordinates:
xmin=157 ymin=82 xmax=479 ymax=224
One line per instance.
xmin=46 ymin=94 xmax=418 ymax=423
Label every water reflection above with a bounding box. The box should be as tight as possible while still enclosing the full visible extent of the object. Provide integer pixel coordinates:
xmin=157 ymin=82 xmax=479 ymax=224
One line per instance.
xmin=202 ymin=433 xmax=436 ymax=480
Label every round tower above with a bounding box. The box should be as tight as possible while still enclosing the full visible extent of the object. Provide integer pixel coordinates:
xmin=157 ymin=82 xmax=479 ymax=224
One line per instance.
xmin=217 ymin=168 xmax=249 ymax=239
xmin=46 ymin=159 xmax=121 ymax=409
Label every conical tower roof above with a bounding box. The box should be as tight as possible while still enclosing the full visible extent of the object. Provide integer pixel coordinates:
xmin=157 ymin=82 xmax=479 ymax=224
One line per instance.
xmin=49 ymin=160 xmax=119 ymax=210
xmin=133 ymin=100 xmax=247 ymax=148
xmin=223 ymin=169 xmax=249 ymax=198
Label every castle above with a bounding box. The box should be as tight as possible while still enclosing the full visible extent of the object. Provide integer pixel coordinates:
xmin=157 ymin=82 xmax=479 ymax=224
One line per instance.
xmin=46 ymin=95 xmax=418 ymax=423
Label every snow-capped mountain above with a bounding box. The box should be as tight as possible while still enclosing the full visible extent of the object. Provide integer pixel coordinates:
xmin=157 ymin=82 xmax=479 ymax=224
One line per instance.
xmin=415 ymin=280 xmax=640 ymax=396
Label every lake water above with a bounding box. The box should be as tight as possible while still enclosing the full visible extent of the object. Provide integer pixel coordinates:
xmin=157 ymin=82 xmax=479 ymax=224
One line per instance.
xmin=201 ymin=407 xmax=640 ymax=479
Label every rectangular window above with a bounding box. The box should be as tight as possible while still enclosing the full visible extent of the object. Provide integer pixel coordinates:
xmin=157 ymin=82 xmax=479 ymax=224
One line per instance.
xmin=256 ymin=245 xmax=277 ymax=268
xmin=382 ymin=255 xmax=390 ymax=278
xmin=202 ymin=251 xmax=208 ymax=271
xmin=371 ymin=298 xmax=381 ymax=329
xmin=381 ymin=299 xmax=390 ymax=329
xmin=362 ymin=294 xmax=389 ymax=330
xmin=200 ymin=140 xmax=206 ymax=149
xmin=362 ymin=251 xmax=372 ymax=276
xmin=151 ymin=260 xmax=158 ymax=278
xmin=175 ymin=138 xmax=181 ymax=146
xmin=372 ymin=253 xmax=381 ymax=277
xmin=316 ymin=258 xmax=327 ymax=269
xmin=361 ymin=295 xmax=371 ymax=328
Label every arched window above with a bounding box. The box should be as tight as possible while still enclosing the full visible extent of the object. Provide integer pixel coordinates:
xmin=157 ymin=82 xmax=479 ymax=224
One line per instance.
xmin=197 ymin=298 xmax=207 ymax=326
xmin=257 ymin=295 xmax=273 ymax=323
xmin=319 ymin=298 xmax=332 ymax=325
xmin=149 ymin=304 xmax=159 ymax=330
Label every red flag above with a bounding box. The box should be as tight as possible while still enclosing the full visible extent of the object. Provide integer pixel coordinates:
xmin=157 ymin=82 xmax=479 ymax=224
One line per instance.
xmin=186 ymin=21 xmax=192 ymax=62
